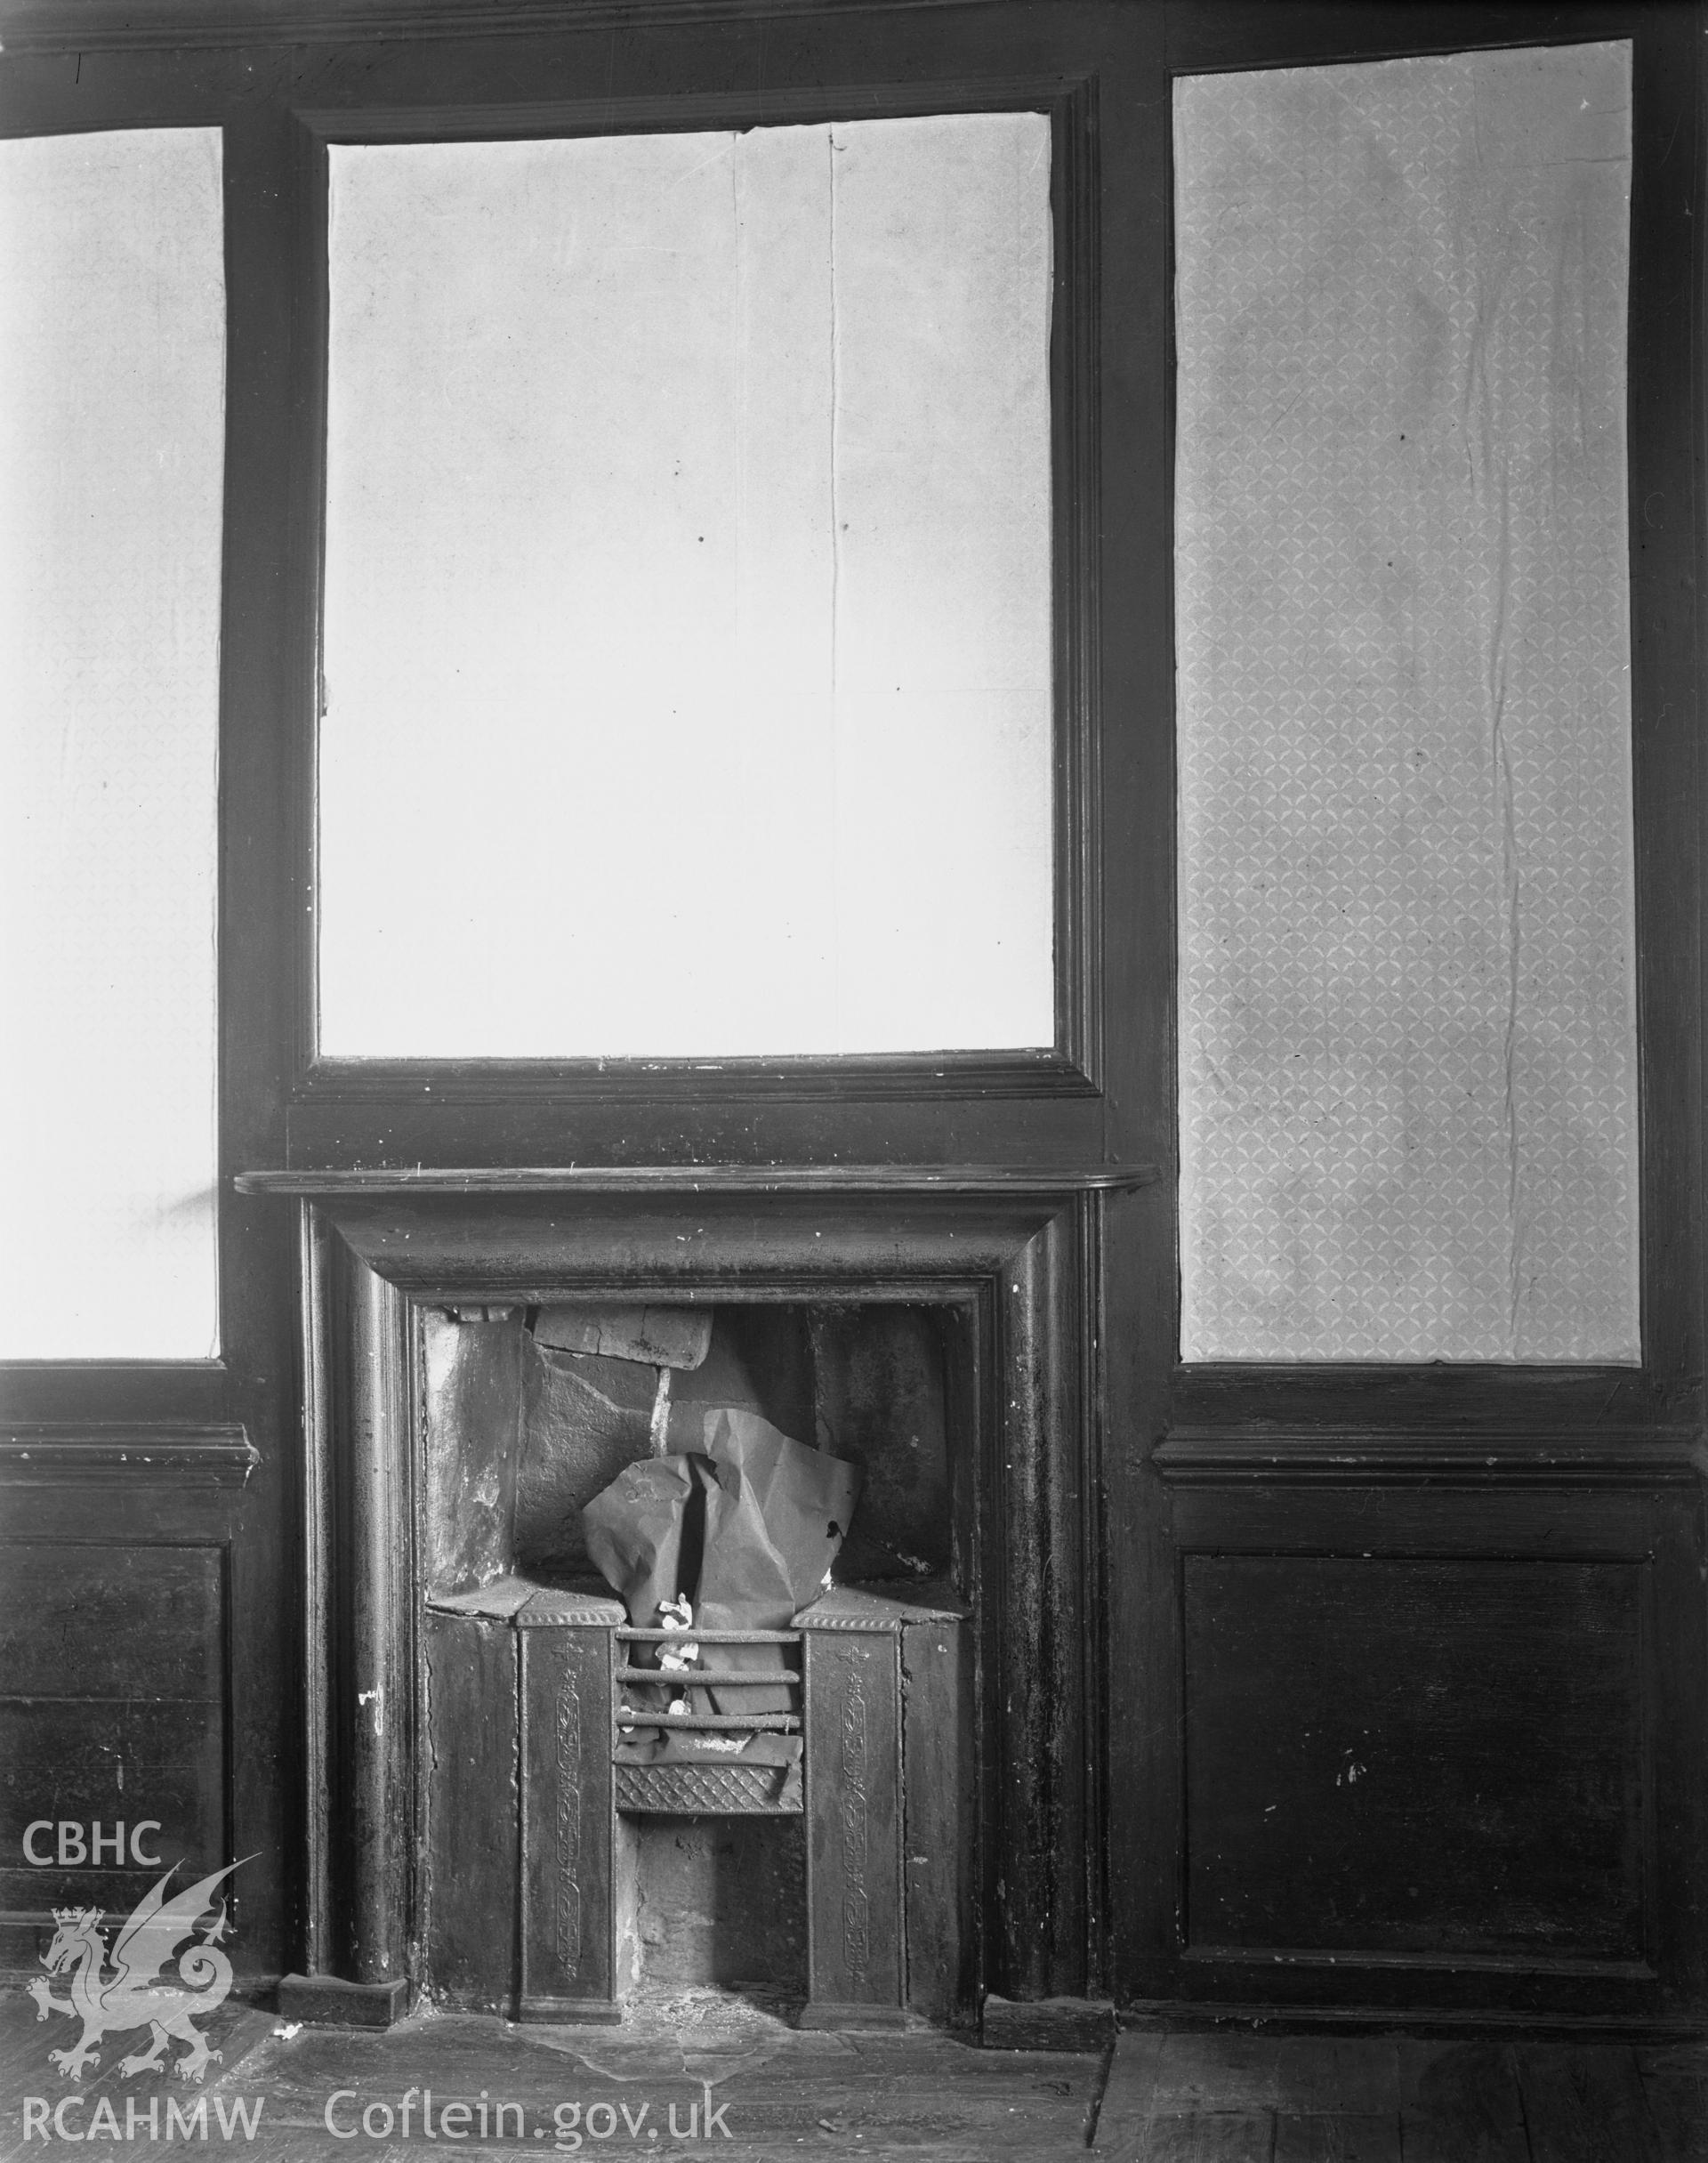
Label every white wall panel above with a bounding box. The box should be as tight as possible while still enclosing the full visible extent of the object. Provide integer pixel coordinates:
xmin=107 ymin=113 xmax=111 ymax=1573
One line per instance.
xmin=318 ymin=113 xmax=1053 ymax=1059
xmin=0 ymin=128 xmax=224 ymax=1360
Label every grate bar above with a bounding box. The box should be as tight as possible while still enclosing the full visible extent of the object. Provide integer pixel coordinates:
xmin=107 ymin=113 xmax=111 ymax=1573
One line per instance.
xmin=617 ymin=1626 xmax=802 ymax=1645
xmin=616 ymin=1665 xmax=802 ymax=1685
xmin=614 ymin=1710 xmax=801 ymax=1733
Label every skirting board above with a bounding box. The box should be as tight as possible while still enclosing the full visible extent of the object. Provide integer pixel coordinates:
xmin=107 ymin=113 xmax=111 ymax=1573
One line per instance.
xmin=277 ymin=1972 xmax=409 ymax=2026
xmin=981 ymin=1994 xmax=1116 ymax=2052
xmin=1116 ymin=1998 xmax=1707 ymax=2042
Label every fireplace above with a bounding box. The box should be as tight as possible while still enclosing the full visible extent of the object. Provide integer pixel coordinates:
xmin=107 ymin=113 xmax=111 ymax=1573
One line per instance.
xmin=237 ymin=1166 xmax=1130 ymax=2030
xmin=421 ymin=1296 xmax=971 ymax=2027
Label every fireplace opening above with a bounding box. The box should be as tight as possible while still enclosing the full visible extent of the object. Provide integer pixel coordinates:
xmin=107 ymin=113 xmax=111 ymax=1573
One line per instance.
xmin=417 ymin=1299 xmax=974 ymax=2026
xmin=624 ymin=1816 xmax=806 ymax=2003
xmin=511 ymin=1303 xmax=955 ymax=1595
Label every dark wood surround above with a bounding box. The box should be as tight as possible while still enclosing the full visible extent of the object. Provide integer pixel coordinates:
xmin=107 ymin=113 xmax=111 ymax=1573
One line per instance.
xmin=1 ymin=0 xmax=1703 ymax=2038
xmin=243 ymin=1168 xmax=1127 ymax=2020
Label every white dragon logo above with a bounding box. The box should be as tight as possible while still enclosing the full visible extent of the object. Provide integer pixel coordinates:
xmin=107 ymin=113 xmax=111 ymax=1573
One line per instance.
xmin=28 ymin=1860 xmax=245 ymax=2084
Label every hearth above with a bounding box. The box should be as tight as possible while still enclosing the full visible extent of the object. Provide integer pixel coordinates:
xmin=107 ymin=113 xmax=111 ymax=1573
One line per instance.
xmin=236 ymin=1166 xmax=1127 ymax=2031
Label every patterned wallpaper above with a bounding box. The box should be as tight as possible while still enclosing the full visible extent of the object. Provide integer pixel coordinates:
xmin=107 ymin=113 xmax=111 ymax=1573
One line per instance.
xmin=1175 ymin=44 xmax=1639 ymax=1362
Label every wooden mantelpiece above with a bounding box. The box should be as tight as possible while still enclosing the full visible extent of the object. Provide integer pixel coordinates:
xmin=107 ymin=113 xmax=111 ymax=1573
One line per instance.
xmin=236 ymin=1163 xmax=1156 ymax=1197
xmin=254 ymin=1166 xmax=1120 ymax=2026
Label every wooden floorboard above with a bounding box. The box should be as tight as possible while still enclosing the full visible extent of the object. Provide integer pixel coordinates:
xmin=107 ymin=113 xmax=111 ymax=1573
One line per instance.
xmin=1092 ymin=2028 xmax=1164 ymax=2155
xmin=3 ymin=1991 xmax=1705 ymax=2161
xmin=1513 ymin=2042 xmax=1663 ymax=2163
xmin=1397 ymin=2037 xmax=1531 ymax=2163
xmin=1272 ymin=2111 xmax=1399 ymax=2161
xmin=1270 ymin=2040 xmax=1398 ymax=2118
xmin=1153 ymin=2034 xmax=1289 ymax=2112
xmin=1642 ymin=2048 xmax=1708 ymax=2082
xmin=1642 ymin=2077 xmax=1708 ymax=2163
xmin=1144 ymin=2113 xmax=1277 ymax=2163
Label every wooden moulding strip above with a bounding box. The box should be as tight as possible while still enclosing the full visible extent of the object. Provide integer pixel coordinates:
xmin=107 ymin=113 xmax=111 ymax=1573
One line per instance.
xmin=235 ymin=1164 xmax=1157 ymax=1195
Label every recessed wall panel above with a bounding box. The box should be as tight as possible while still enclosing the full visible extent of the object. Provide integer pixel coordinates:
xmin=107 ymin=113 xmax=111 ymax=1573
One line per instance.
xmin=0 ymin=129 xmax=224 ymax=1360
xmin=1175 ymin=45 xmax=1639 ymax=1361
xmin=1183 ymin=1554 xmax=1648 ymax=1962
xmin=319 ymin=115 xmax=1053 ymax=1060
xmin=0 ymin=1541 xmax=227 ymax=1920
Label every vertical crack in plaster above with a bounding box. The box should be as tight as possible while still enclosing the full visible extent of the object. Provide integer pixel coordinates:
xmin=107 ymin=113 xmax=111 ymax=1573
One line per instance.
xmin=1468 ymin=278 xmax=1526 ymax=1359
xmin=1496 ymin=674 xmax=1524 ymax=1361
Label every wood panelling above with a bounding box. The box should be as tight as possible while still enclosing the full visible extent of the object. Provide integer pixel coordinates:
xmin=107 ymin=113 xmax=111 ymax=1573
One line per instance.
xmin=0 ymin=1540 xmax=224 ymax=1696
xmin=1140 ymin=1465 xmax=1708 ymax=2022
xmin=0 ymin=1425 xmax=257 ymax=1488
xmin=1182 ymin=1556 xmax=1648 ymax=1965
xmin=1100 ymin=0 xmax=1706 ymax=2029
xmin=0 ymin=0 xmax=1697 ymax=2033
xmin=0 ymin=1542 xmax=227 ymax=1931
xmin=0 ymin=0 xmax=982 ymax=54
xmin=900 ymin=1610 xmax=976 ymax=2025
xmin=0 ymin=1706 xmax=226 ymax=1919
xmin=0 ymin=1431 xmax=282 ymax=1986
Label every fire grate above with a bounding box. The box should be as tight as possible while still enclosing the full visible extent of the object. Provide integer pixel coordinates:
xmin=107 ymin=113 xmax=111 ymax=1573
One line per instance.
xmin=612 ymin=1625 xmax=805 ymax=1816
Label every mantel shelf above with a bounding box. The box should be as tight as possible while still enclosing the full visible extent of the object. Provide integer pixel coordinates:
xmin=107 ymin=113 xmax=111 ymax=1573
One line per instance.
xmin=235 ymin=1163 xmax=1159 ymax=1198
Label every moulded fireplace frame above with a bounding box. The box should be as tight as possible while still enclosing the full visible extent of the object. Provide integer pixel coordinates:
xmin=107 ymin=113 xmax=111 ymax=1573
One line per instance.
xmin=237 ymin=1164 xmax=1149 ymax=2027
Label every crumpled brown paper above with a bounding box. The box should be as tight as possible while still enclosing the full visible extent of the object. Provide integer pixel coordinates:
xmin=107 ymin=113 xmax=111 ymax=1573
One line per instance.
xmin=672 ymin=1405 xmax=862 ymax=1714
xmin=582 ymin=1405 xmax=861 ymax=1742
xmin=580 ymin=1453 xmax=703 ymax=1717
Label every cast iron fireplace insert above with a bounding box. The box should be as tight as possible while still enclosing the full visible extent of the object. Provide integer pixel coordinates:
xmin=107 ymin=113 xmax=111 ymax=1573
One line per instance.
xmin=420 ymin=1295 xmax=972 ymax=2026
